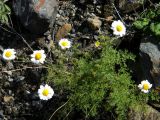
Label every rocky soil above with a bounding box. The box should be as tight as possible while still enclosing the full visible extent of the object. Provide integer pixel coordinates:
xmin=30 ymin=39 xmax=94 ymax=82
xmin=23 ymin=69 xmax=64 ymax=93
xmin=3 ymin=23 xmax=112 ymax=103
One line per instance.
xmin=0 ymin=0 xmax=160 ymax=120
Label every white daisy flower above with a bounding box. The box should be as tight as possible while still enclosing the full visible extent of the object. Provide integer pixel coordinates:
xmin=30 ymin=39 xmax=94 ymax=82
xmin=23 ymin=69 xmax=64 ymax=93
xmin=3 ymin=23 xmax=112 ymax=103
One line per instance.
xmin=2 ymin=49 xmax=16 ymax=60
xmin=59 ymin=38 xmax=71 ymax=49
xmin=31 ymin=50 xmax=46 ymax=64
xmin=138 ymin=80 xmax=152 ymax=93
xmin=111 ymin=20 xmax=126 ymax=37
xmin=38 ymin=84 xmax=54 ymax=100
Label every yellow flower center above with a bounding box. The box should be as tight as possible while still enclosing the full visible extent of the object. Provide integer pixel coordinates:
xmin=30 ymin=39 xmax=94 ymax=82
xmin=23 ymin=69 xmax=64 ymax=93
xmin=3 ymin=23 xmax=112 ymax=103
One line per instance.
xmin=143 ymin=84 xmax=149 ymax=90
xmin=95 ymin=41 xmax=100 ymax=47
xmin=42 ymin=89 xmax=49 ymax=96
xmin=116 ymin=25 xmax=123 ymax=32
xmin=35 ymin=53 xmax=42 ymax=60
xmin=61 ymin=41 xmax=69 ymax=47
xmin=5 ymin=51 xmax=12 ymax=58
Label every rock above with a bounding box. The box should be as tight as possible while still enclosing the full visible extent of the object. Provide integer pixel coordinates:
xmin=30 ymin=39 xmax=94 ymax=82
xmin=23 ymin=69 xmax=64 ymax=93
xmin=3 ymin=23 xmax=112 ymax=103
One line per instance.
xmin=4 ymin=71 xmax=12 ymax=76
xmin=36 ymin=36 xmax=55 ymax=51
xmin=79 ymin=0 xmax=86 ymax=4
xmin=5 ymin=106 xmax=12 ymax=114
xmin=87 ymin=17 xmax=102 ymax=30
xmin=8 ymin=90 xmax=13 ymax=96
xmin=0 ymin=110 xmax=4 ymax=119
xmin=55 ymin=23 xmax=72 ymax=40
xmin=0 ymin=45 xmax=4 ymax=52
xmin=7 ymin=62 xmax=14 ymax=70
xmin=105 ymin=16 xmax=113 ymax=22
xmin=128 ymin=105 xmax=160 ymax=120
xmin=103 ymin=4 xmax=114 ymax=18
xmin=16 ymin=76 xmax=25 ymax=81
xmin=12 ymin=106 xmax=20 ymax=116
xmin=13 ymin=0 xmax=58 ymax=34
xmin=76 ymin=0 xmax=108 ymax=4
xmin=26 ymin=69 xmax=42 ymax=82
xmin=118 ymin=0 xmax=144 ymax=13
xmin=86 ymin=4 xmax=95 ymax=13
xmin=95 ymin=5 xmax=102 ymax=15
xmin=31 ymin=93 xmax=39 ymax=100
xmin=32 ymin=101 xmax=43 ymax=109
xmin=140 ymin=43 xmax=160 ymax=67
xmin=3 ymin=82 xmax=10 ymax=88
xmin=3 ymin=96 xmax=14 ymax=103
xmin=8 ymin=77 xmax=14 ymax=82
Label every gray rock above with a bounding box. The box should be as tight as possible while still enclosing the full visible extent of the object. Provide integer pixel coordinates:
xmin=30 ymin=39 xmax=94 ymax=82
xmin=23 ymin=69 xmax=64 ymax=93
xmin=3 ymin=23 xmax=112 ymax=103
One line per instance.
xmin=3 ymin=96 xmax=14 ymax=103
xmin=12 ymin=107 xmax=19 ymax=116
xmin=128 ymin=105 xmax=160 ymax=120
xmin=16 ymin=76 xmax=25 ymax=81
xmin=0 ymin=110 xmax=4 ymax=119
xmin=0 ymin=45 xmax=4 ymax=52
xmin=8 ymin=77 xmax=13 ymax=82
xmin=3 ymin=82 xmax=10 ymax=88
xmin=7 ymin=62 xmax=14 ymax=70
xmin=118 ymin=0 xmax=144 ymax=13
xmin=5 ymin=71 xmax=12 ymax=76
xmin=13 ymin=0 xmax=58 ymax=34
xmin=87 ymin=17 xmax=102 ymax=30
xmin=8 ymin=90 xmax=12 ymax=95
xmin=103 ymin=4 xmax=114 ymax=19
xmin=32 ymin=101 xmax=43 ymax=109
xmin=79 ymin=0 xmax=85 ymax=4
xmin=140 ymin=43 xmax=160 ymax=66
xmin=5 ymin=106 xmax=12 ymax=114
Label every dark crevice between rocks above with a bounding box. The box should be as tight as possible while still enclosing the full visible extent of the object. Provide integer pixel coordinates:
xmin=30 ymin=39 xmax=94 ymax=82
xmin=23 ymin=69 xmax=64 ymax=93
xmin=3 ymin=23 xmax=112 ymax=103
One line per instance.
xmin=117 ymin=30 xmax=147 ymax=84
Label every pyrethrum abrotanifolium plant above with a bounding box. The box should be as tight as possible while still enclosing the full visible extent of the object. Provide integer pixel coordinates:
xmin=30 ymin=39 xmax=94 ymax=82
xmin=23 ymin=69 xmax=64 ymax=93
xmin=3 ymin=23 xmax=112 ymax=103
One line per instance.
xmin=45 ymin=37 xmax=159 ymax=120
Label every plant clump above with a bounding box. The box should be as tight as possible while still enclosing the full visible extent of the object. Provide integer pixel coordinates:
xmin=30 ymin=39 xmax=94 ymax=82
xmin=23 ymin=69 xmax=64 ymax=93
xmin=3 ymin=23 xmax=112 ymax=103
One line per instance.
xmin=45 ymin=37 xmax=159 ymax=119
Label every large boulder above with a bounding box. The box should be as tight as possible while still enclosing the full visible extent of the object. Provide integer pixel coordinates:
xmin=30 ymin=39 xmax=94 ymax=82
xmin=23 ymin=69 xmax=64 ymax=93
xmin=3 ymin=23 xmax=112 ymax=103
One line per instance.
xmin=13 ymin=0 xmax=58 ymax=34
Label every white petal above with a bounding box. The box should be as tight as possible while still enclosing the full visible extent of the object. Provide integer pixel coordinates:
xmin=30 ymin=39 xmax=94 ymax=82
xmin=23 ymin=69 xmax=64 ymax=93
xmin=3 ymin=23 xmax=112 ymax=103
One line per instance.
xmin=138 ymin=84 xmax=143 ymax=89
xmin=31 ymin=58 xmax=36 ymax=62
xmin=149 ymin=84 xmax=152 ymax=89
xmin=40 ymin=85 xmax=44 ymax=89
xmin=45 ymin=84 xmax=49 ymax=88
xmin=113 ymin=31 xmax=120 ymax=36
xmin=39 ymin=58 xmax=45 ymax=63
xmin=34 ymin=50 xmax=39 ymax=53
xmin=31 ymin=58 xmax=40 ymax=64
xmin=38 ymin=89 xmax=43 ymax=94
xmin=42 ymin=54 xmax=46 ymax=59
xmin=111 ymin=21 xmax=118 ymax=28
xmin=61 ymin=46 xmax=66 ymax=49
xmin=2 ymin=54 xmax=7 ymax=60
xmin=142 ymin=89 xmax=149 ymax=93
xmin=11 ymin=55 xmax=16 ymax=59
xmin=31 ymin=54 xmax=35 ymax=58
xmin=141 ymin=80 xmax=147 ymax=85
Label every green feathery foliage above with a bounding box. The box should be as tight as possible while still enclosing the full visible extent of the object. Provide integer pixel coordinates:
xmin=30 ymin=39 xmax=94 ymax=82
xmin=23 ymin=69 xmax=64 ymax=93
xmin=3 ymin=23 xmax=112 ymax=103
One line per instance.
xmin=45 ymin=37 xmax=159 ymax=120
xmin=0 ymin=0 xmax=10 ymax=24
